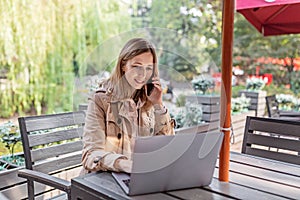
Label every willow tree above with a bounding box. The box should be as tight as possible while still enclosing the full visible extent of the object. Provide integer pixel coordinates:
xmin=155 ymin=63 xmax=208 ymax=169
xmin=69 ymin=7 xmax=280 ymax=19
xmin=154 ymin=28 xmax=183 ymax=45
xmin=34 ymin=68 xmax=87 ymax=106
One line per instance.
xmin=0 ymin=0 xmax=131 ymax=117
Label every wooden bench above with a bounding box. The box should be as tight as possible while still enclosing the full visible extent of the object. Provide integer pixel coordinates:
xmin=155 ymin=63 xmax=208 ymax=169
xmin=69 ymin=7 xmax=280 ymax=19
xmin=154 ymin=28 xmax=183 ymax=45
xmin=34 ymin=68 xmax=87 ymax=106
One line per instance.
xmin=265 ymin=95 xmax=300 ymax=120
xmin=242 ymin=116 xmax=300 ymax=165
xmin=17 ymin=111 xmax=85 ymax=200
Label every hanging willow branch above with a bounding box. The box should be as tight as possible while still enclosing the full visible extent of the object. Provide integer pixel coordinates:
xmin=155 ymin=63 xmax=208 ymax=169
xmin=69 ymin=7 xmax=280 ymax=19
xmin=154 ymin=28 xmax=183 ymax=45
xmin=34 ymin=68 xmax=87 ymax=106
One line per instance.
xmin=0 ymin=0 xmax=131 ymax=117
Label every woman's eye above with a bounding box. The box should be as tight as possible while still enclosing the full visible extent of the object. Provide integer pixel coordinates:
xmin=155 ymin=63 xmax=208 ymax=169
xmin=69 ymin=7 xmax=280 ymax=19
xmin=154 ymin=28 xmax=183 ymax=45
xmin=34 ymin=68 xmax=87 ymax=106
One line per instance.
xmin=146 ymin=67 xmax=153 ymax=71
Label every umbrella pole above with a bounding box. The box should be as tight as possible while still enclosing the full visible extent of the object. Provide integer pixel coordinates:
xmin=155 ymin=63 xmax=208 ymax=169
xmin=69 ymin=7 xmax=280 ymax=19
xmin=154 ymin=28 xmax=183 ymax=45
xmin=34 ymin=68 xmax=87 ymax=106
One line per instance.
xmin=219 ymin=0 xmax=235 ymax=182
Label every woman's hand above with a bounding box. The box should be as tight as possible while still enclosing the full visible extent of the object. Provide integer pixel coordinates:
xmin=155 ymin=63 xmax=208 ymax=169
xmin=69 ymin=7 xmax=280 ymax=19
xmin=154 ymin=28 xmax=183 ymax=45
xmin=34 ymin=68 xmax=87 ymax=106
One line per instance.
xmin=114 ymin=159 xmax=132 ymax=173
xmin=146 ymin=77 xmax=163 ymax=105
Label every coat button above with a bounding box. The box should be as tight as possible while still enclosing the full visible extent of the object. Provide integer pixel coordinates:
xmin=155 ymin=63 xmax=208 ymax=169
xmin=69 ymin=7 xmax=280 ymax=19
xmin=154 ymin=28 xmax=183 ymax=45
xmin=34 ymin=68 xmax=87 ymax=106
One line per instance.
xmin=117 ymin=118 xmax=122 ymax=124
xmin=150 ymin=128 xmax=154 ymax=133
xmin=93 ymin=156 xmax=102 ymax=163
xmin=117 ymin=133 xmax=122 ymax=139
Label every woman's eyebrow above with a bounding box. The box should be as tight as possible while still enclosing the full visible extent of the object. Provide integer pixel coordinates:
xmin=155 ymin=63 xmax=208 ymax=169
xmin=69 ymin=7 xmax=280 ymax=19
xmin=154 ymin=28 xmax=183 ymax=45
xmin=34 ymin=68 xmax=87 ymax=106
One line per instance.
xmin=132 ymin=62 xmax=153 ymax=67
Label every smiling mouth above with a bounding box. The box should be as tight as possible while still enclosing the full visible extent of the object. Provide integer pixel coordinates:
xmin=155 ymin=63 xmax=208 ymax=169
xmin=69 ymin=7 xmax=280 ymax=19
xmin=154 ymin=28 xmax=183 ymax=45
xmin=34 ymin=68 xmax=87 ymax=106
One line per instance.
xmin=134 ymin=79 xmax=145 ymax=84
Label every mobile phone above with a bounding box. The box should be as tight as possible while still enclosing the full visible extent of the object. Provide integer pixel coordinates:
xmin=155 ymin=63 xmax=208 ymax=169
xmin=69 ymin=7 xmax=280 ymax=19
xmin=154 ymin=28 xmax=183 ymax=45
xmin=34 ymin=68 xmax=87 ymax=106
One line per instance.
xmin=147 ymin=82 xmax=154 ymax=96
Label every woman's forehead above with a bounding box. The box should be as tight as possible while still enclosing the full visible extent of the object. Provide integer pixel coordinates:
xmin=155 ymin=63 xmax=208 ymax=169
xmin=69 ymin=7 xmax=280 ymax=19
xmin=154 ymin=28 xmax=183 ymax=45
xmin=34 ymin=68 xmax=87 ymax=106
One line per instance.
xmin=129 ymin=52 xmax=154 ymax=65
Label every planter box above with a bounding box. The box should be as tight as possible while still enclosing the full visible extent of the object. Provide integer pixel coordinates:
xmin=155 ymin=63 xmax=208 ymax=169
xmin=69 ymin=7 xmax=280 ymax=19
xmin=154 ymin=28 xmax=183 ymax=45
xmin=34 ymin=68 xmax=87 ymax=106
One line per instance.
xmin=239 ymin=90 xmax=267 ymax=117
xmin=186 ymin=95 xmax=220 ymax=124
xmin=185 ymin=95 xmax=220 ymax=132
xmin=78 ymin=103 xmax=88 ymax=111
xmin=231 ymin=110 xmax=256 ymax=145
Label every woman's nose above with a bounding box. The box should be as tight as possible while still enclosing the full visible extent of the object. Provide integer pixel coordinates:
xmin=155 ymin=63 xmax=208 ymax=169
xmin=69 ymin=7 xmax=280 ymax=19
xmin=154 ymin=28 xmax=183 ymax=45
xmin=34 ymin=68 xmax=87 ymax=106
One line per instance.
xmin=137 ymin=67 xmax=146 ymax=76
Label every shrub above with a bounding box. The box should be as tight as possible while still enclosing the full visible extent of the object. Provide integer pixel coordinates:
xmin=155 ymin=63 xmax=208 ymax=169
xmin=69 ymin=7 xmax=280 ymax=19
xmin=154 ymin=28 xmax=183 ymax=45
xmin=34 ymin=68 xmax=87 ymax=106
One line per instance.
xmin=191 ymin=75 xmax=215 ymax=95
xmin=246 ymin=77 xmax=265 ymax=91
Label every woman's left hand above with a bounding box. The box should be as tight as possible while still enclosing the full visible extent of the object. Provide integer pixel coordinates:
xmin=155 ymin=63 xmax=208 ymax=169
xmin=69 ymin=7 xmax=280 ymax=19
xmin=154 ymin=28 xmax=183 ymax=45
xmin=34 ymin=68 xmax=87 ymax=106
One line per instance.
xmin=146 ymin=77 xmax=163 ymax=105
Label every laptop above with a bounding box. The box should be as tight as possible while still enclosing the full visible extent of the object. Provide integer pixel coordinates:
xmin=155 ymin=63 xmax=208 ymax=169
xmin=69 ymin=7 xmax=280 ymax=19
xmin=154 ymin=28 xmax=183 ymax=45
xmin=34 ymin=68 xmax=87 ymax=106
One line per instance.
xmin=112 ymin=131 xmax=223 ymax=196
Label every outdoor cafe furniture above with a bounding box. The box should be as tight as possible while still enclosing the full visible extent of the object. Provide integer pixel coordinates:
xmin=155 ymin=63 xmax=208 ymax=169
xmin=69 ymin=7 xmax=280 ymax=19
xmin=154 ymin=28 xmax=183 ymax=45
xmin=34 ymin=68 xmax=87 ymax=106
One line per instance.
xmin=265 ymin=95 xmax=300 ymax=121
xmin=17 ymin=111 xmax=85 ymax=200
xmin=242 ymin=116 xmax=300 ymax=163
xmin=71 ymin=151 xmax=300 ymax=200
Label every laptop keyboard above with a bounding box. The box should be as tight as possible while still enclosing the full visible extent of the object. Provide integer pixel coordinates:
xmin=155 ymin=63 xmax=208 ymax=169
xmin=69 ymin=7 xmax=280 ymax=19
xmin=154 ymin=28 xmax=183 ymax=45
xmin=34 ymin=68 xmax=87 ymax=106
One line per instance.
xmin=122 ymin=179 xmax=130 ymax=187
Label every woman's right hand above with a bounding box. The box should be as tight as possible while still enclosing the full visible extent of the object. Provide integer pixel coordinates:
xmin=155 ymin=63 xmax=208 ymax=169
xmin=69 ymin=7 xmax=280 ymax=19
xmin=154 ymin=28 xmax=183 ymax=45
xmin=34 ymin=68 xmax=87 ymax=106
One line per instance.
xmin=114 ymin=159 xmax=133 ymax=173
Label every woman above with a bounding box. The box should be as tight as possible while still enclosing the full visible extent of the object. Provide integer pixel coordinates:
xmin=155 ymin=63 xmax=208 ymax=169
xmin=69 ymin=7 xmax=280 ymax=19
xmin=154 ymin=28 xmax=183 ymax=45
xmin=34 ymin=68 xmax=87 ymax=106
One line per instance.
xmin=81 ymin=38 xmax=175 ymax=174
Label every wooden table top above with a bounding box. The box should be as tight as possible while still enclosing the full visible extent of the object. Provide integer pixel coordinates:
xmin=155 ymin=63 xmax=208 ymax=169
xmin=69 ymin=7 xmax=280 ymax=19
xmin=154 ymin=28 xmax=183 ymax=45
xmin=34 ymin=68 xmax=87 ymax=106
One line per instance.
xmin=71 ymin=152 xmax=300 ymax=200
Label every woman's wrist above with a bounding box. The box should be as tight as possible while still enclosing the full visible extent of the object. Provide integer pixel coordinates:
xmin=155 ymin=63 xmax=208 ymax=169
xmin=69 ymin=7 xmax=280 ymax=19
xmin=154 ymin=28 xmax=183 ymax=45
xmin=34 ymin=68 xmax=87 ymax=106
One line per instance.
xmin=153 ymin=103 xmax=164 ymax=110
xmin=153 ymin=103 xmax=167 ymax=114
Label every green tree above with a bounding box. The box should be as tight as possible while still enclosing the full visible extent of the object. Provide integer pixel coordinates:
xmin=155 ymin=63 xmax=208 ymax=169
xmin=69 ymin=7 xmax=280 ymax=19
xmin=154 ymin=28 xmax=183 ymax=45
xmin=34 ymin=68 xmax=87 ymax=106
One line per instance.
xmin=234 ymin=12 xmax=300 ymax=91
xmin=0 ymin=0 xmax=132 ymax=117
xmin=147 ymin=0 xmax=222 ymax=80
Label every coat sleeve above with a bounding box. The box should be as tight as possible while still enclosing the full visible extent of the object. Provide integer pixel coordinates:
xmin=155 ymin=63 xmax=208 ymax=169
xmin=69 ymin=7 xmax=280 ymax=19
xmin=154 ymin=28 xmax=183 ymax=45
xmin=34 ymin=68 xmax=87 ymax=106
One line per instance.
xmin=81 ymin=93 xmax=126 ymax=172
xmin=154 ymin=106 xmax=175 ymax=135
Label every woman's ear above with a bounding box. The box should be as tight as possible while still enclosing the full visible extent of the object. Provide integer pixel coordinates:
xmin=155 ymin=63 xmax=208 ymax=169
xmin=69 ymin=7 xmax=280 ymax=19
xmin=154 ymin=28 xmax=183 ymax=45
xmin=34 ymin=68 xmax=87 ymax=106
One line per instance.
xmin=121 ymin=64 xmax=127 ymax=73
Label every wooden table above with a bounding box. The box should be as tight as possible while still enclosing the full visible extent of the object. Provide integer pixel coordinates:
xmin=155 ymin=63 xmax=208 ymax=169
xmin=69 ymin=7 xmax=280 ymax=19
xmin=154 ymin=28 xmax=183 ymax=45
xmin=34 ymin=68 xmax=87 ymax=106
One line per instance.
xmin=71 ymin=152 xmax=300 ymax=200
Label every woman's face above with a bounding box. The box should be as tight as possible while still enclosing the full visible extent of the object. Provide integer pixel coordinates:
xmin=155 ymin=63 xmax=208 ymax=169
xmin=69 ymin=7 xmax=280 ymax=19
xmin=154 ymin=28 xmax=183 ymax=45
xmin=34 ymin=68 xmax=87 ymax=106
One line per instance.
xmin=123 ymin=52 xmax=154 ymax=89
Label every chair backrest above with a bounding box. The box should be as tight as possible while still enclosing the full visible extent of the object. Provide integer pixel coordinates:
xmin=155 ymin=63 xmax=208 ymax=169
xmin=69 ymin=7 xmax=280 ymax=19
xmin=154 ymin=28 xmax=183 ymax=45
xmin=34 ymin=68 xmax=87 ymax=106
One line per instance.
xmin=265 ymin=95 xmax=280 ymax=117
xmin=242 ymin=116 xmax=300 ymax=165
xmin=18 ymin=111 xmax=85 ymax=174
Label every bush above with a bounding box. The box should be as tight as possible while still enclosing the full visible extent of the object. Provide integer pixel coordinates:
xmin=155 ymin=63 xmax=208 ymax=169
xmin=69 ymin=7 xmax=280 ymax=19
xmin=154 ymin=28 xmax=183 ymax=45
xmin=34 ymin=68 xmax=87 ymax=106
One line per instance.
xmin=191 ymin=75 xmax=215 ymax=95
xmin=246 ymin=77 xmax=265 ymax=91
xmin=0 ymin=121 xmax=24 ymax=170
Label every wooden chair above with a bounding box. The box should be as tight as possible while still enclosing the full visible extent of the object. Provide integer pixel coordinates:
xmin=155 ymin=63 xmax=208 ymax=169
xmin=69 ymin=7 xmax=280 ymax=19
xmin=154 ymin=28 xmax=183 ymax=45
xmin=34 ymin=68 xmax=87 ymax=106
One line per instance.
xmin=17 ymin=111 xmax=85 ymax=200
xmin=265 ymin=95 xmax=300 ymax=120
xmin=242 ymin=116 xmax=300 ymax=165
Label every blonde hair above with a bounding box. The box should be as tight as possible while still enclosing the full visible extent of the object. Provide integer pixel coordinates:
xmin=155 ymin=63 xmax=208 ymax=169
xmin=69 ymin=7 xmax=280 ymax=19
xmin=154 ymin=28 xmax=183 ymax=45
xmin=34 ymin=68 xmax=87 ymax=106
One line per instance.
xmin=108 ymin=38 xmax=158 ymax=107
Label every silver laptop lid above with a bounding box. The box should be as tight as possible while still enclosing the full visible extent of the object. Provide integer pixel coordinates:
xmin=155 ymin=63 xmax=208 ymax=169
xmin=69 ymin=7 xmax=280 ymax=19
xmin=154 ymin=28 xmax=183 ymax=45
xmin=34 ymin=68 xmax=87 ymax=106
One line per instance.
xmin=128 ymin=131 xmax=223 ymax=195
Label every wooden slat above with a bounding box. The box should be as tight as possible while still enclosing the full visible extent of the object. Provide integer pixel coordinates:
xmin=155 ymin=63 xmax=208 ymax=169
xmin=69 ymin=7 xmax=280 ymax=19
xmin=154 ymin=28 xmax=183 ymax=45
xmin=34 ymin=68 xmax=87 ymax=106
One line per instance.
xmin=246 ymin=133 xmax=300 ymax=152
xmin=167 ymin=187 xmax=232 ymax=200
xmin=0 ymin=179 xmax=56 ymax=200
xmin=217 ymin=158 xmax=300 ymax=188
xmin=202 ymin=104 xmax=220 ymax=113
xmin=0 ymin=167 xmax=25 ymax=189
xmin=214 ymin=168 xmax=300 ymax=199
xmin=33 ymin=153 xmax=82 ymax=174
xmin=230 ymin=152 xmax=300 ymax=177
xmin=210 ymin=175 xmax=286 ymax=200
xmin=24 ymin=111 xmax=85 ymax=132
xmin=249 ymin=118 xmax=300 ymax=137
xmin=202 ymin=112 xmax=219 ymax=122
xmin=31 ymin=141 xmax=83 ymax=162
xmin=0 ymin=167 xmax=80 ymax=200
xmin=28 ymin=127 xmax=83 ymax=147
xmin=245 ymin=147 xmax=300 ymax=165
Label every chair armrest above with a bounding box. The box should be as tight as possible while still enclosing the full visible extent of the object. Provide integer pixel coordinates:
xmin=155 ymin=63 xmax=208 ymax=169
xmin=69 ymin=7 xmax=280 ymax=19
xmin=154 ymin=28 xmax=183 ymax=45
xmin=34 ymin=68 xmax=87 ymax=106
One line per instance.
xmin=18 ymin=169 xmax=71 ymax=193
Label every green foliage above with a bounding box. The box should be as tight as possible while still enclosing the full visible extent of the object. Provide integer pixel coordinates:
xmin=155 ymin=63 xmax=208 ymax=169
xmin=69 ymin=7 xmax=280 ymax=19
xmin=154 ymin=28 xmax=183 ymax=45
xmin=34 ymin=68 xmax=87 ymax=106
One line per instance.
xmin=171 ymin=102 xmax=203 ymax=129
xmin=232 ymin=85 xmax=245 ymax=98
xmin=183 ymin=103 xmax=203 ymax=127
xmin=290 ymin=71 xmax=300 ymax=96
xmin=263 ymin=83 xmax=294 ymax=96
xmin=0 ymin=121 xmax=21 ymax=157
xmin=276 ymin=94 xmax=300 ymax=111
xmin=0 ymin=0 xmax=132 ymax=117
xmin=234 ymin=12 xmax=300 ymax=88
xmin=148 ymin=0 xmax=222 ymax=80
xmin=0 ymin=121 xmax=24 ymax=170
xmin=231 ymin=94 xmax=251 ymax=114
xmin=191 ymin=75 xmax=215 ymax=95
xmin=175 ymin=94 xmax=186 ymax=107
xmin=246 ymin=77 xmax=265 ymax=91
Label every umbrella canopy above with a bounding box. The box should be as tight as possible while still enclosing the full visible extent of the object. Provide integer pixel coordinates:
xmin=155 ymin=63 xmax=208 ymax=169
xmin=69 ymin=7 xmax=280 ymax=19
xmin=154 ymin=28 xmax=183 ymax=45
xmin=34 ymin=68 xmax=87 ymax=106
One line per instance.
xmin=236 ymin=0 xmax=300 ymax=36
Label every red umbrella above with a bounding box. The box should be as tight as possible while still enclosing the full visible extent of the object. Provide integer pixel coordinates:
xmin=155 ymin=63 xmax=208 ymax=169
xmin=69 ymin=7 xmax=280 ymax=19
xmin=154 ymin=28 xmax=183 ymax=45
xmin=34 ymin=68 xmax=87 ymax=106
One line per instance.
xmin=236 ymin=0 xmax=300 ymax=36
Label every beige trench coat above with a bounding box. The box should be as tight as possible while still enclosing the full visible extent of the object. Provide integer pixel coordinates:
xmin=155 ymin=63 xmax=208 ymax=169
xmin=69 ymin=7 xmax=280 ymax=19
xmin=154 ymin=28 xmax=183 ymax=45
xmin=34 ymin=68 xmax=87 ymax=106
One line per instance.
xmin=81 ymin=87 xmax=175 ymax=174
